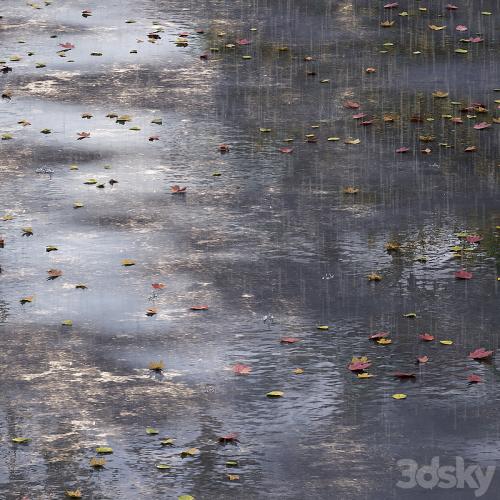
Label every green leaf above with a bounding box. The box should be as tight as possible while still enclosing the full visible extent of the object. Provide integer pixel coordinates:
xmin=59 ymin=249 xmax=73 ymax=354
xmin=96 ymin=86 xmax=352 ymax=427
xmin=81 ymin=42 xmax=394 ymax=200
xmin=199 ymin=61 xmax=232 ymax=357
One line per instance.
xmin=95 ymin=446 xmax=113 ymax=454
xmin=266 ymin=391 xmax=284 ymax=398
xmin=12 ymin=437 xmax=31 ymax=443
xmin=146 ymin=427 xmax=159 ymax=435
xmin=156 ymin=463 xmax=171 ymax=470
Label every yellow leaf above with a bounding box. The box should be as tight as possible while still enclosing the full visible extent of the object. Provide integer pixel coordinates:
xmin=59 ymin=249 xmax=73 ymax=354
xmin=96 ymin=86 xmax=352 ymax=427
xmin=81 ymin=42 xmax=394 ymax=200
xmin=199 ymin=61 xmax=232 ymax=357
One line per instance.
xmin=377 ymin=338 xmax=392 ymax=345
xmin=392 ymin=393 xmax=407 ymax=400
xmin=357 ymin=373 xmax=373 ymax=379
xmin=121 ymin=259 xmax=136 ymax=266
xmin=293 ymin=368 xmax=304 ymax=375
xmin=180 ymin=448 xmax=199 ymax=457
xmin=317 ymin=325 xmax=329 ymax=330
xmin=440 ymin=340 xmax=453 ymax=345
xmin=266 ymin=391 xmax=284 ymax=398
xmin=429 ymin=25 xmax=446 ymax=31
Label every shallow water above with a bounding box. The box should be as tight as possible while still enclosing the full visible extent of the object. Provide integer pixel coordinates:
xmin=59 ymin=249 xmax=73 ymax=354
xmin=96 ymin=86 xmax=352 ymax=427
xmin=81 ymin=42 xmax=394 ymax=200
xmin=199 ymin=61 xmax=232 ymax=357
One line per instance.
xmin=0 ymin=1 xmax=499 ymax=499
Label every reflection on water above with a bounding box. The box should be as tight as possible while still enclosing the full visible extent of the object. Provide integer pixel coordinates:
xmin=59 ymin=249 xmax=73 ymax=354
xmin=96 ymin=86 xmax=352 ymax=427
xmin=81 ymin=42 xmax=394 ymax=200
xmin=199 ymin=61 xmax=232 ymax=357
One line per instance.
xmin=0 ymin=0 xmax=499 ymax=498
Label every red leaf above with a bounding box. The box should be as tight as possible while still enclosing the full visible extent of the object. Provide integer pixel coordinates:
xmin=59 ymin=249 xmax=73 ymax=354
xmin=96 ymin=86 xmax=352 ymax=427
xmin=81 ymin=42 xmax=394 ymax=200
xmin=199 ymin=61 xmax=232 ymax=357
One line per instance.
xmin=468 ymin=374 xmax=482 ymax=383
xmin=474 ymin=122 xmax=491 ymax=130
xmin=360 ymin=120 xmax=374 ymax=126
xmin=396 ymin=147 xmax=409 ymax=153
xmin=171 ymin=185 xmax=187 ymax=193
xmin=393 ymin=372 xmax=416 ymax=379
xmin=384 ymin=2 xmax=398 ymax=8
xmin=416 ymin=355 xmax=429 ymax=364
xmin=455 ymin=25 xmax=468 ymax=32
xmin=352 ymin=113 xmax=367 ymax=119
xmin=420 ymin=333 xmax=434 ymax=342
xmin=219 ymin=144 xmax=230 ymax=152
xmin=77 ymin=132 xmax=90 ymax=140
xmin=344 ymin=100 xmax=360 ymax=109
xmin=369 ymin=332 xmax=389 ymax=340
xmin=237 ymin=39 xmax=251 ymax=45
xmin=280 ymin=337 xmax=300 ymax=344
xmin=219 ymin=432 xmax=239 ymax=443
xmin=451 ymin=117 xmax=463 ymax=124
xmin=59 ymin=42 xmax=75 ymax=49
xmin=348 ymin=361 xmax=372 ymax=371
xmin=279 ymin=147 xmax=293 ymax=154
xmin=465 ymin=37 xmax=483 ymax=43
xmin=152 ymin=283 xmax=165 ymax=289
xmin=468 ymin=348 xmax=493 ymax=360
xmin=466 ymin=235 xmax=482 ymax=244
xmin=190 ymin=305 xmax=209 ymax=310
xmin=455 ymin=269 xmax=472 ymax=280
xmin=232 ymin=364 xmax=252 ymax=375
xmin=446 ymin=4 xmax=458 ymax=10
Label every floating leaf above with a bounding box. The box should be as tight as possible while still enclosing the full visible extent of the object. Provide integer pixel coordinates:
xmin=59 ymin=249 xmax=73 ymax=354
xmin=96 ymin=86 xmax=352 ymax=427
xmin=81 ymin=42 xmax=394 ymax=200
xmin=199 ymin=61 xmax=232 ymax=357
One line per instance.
xmin=148 ymin=360 xmax=164 ymax=371
xmin=47 ymin=269 xmax=63 ymax=279
xmin=468 ymin=374 xmax=482 ymax=384
xmin=160 ymin=438 xmax=174 ymax=446
xmin=156 ymin=463 xmax=171 ymax=470
xmin=232 ymin=364 xmax=251 ymax=375
xmin=280 ymin=337 xmax=300 ymax=344
xmin=90 ymin=457 xmax=105 ymax=468
xmin=146 ymin=427 xmax=159 ymax=435
xmin=61 ymin=320 xmax=73 ymax=327
xmin=96 ymin=447 xmax=113 ymax=454
xmin=357 ymin=373 xmax=373 ymax=379
xmin=121 ymin=259 xmax=135 ymax=266
xmin=468 ymin=348 xmax=493 ymax=360
xmin=266 ymin=391 xmax=284 ymax=398
xmin=190 ymin=305 xmax=208 ymax=311
xmin=377 ymin=338 xmax=392 ymax=345
xmin=65 ymin=491 xmax=82 ymax=498
xmin=455 ymin=269 xmax=472 ymax=280
xmin=20 ymin=296 xmax=34 ymax=304
xmin=348 ymin=356 xmax=371 ymax=371
xmin=12 ymin=437 xmax=31 ymax=444
xmin=180 ymin=448 xmax=199 ymax=457
xmin=403 ymin=312 xmax=417 ymax=318
xmin=392 ymin=393 xmax=407 ymax=400
xmin=440 ymin=340 xmax=454 ymax=345
xmin=417 ymin=355 xmax=429 ymax=363
xmin=420 ymin=333 xmax=434 ymax=341
xmin=393 ymin=372 xmax=416 ymax=379
xmin=219 ymin=432 xmax=239 ymax=443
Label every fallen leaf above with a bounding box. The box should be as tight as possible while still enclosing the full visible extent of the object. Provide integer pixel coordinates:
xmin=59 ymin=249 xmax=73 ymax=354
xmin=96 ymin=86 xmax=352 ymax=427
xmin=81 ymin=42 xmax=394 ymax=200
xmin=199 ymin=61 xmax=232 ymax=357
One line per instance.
xmin=393 ymin=372 xmax=416 ymax=379
xmin=417 ymin=355 xmax=429 ymax=363
xmin=468 ymin=374 xmax=482 ymax=383
xmin=171 ymin=185 xmax=187 ymax=194
xmin=420 ymin=333 xmax=434 ymax=341
xmin=266 ymin=391 xmax=284 ymax=398
xmin=121 ymin=259 xmax=135 ymax=266
xmin=190 ymin=305 xmax=208 ymax=311
xmin=232 ymin=364 xmax=252 ymax=375
xmin=392 ymin=393 xmax=407 ymax=399
xmin=219 ymin=432 xmax=239 ymax=443
xmin=455 ymin=269 xmax=472 ymax=280
xmin=280 ymin=337 xmax=300 ymax=344
xmin=468 ymin=348 xmax=493 ymax=360
xmin=180 ymin=448 xmax=199 ymax=457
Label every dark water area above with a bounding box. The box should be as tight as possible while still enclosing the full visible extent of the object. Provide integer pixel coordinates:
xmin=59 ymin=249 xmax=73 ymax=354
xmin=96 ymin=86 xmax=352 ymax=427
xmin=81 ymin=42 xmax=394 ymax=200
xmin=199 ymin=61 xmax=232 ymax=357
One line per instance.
xmin=0 ymin=0 xmax=499 ymax=499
